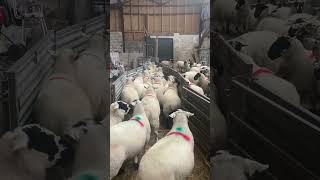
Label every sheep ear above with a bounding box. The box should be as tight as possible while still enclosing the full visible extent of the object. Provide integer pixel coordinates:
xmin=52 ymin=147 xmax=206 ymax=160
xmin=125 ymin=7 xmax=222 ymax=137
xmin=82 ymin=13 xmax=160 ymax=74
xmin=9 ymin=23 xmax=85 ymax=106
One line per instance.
xmin=111 ymin=102 xmax=119 ymax=110
xmin=184 ymin=111 xmax=194 ymax=117
xmin=48 ymin=49 xmax=57 ymax=57
xmin=244 ymin=159 xmax=269 ymax=177
xmin=169 ymin=112 xmax=176 ymax=118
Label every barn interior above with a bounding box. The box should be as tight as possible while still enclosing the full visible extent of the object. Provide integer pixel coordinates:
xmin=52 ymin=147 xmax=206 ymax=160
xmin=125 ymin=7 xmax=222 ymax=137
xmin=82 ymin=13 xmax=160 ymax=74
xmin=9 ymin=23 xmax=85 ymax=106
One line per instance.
xmin=110 ymin=0 xmax=210 ymax=179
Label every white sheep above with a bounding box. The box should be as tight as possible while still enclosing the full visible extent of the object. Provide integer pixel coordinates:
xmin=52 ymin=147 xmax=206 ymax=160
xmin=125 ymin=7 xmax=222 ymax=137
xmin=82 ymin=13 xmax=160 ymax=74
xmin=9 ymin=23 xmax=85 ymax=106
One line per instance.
xmin=236 ymin=51 xmax=301 ymax=105
xmin=138 ymin=109 xmax=195 ymax=180
xmin=213 ymin=0 xmax=250 ymax=34
xmin=110 ymin=100 xmax=151 ymax=179
xmin=74 ymin=32 xmax=107 ymax=120
xmin=256 ymin=17 xmax=291 ymax=35
xmin=162 ymin=81 xmax=182 ymax=128
xmin=110 ymin=101 xmax=131 ymax=127
xmin=161 ymin=60 xmax=174 ymax=68
xmin=134 ymin=73 xmax=147 ymax=99
xmin=0 ymin=122 xmax=91 ymax=180
xmin=211 ymin=150 xmax=269 ymax=180
xmin=153 ymin=76 xmax=166 ymax=106
xmin=184 ymin=78 xmax=205 ymax=95
xmin=267 ymin=36 xmax=318 ymax=108
xmin=229 ymin=31 xmax=284 ymax=73
xmin=121 ymin=77 xmax=140 ymax=104
xmin=0 ymin=134 xmax=47 ymax=180
xmin=71 ymin=123 xmax=107 ymax=180
xmin=142 ymin=86 xmax=161 ymax=142
xmin=34 ymin=48 xmax=94 ymax=136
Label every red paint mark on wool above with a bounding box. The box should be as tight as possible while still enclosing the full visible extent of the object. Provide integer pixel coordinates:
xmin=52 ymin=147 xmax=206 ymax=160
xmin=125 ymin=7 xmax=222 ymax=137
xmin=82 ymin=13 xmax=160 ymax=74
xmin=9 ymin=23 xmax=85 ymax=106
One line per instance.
xmin=49 ymin=76 xmax=72 ymax=82
xmin=130 ymin=118 xmax=144 ymax=127
xmin=309 ymin=51 xmax=317 ymax=63
xmin=167 ymin=132 xmax=191 ymax=142
xmin=252 ymin=68 xmax=273 ymax=78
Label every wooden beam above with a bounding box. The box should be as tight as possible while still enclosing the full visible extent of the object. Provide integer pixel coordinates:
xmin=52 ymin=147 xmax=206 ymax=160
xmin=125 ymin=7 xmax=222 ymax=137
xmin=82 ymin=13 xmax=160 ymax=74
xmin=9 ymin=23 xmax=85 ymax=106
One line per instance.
xmin=184 ymin=0 xmax=186 ymax=33
xmin=120 ymin=5 xmax=125 ymax=52
xmin=177 ymin=0 xmax=178 ymax=32
xmin=130 ymin=0 xmax=134 ymax=40
xmin=122 ymin=4 xmax=202 ymax=7
xmin=169 ymin=0 xmax=171 ymax=33
xmin=161 ymin=0 xmax=163 ymax=33
xmin=123 ymin=12 xmax=201 ymax=15
xmin=138 ymin=0 xmax=140 ymax=31
xmin=153 ymin=1 xmax=155 ymax=33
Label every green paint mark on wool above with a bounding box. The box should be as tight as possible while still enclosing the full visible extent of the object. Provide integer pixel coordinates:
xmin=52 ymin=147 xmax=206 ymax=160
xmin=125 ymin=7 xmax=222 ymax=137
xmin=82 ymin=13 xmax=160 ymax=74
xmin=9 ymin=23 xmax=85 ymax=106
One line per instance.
xmin=176 ymin=127 xmax=183 ymax=132
xmin=76 ymin=173 xmax=99 ymax=180
xmin=134 ymin=115 xmax=142 ymax=121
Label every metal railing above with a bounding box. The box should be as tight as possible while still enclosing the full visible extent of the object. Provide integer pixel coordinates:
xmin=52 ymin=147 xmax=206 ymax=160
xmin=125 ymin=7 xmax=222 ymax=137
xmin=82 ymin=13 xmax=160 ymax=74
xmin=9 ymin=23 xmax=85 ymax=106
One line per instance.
xmin=0 ymin=15 xmax=106 ymax=133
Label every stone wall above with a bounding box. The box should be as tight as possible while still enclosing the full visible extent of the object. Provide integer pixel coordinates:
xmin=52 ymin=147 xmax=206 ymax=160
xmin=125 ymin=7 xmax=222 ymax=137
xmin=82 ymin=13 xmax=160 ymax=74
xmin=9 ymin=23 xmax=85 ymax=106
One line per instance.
xmin=110 ymin=32 xmax=123 ymax=52
xmin=173 ymin=33 xmax=199 ymax=62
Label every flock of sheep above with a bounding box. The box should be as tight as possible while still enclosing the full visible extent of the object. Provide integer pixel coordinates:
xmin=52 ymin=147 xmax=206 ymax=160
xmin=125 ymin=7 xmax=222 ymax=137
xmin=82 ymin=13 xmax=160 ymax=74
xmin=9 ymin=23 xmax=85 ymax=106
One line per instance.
xmin=110 ymin=63 xmax=197 ymax=179
xmin=161 ymin=59 xmax=210 ymax=97
xmin=210 ymin=0 xmax=320 ymax=179
xmin=214 ymin=0 xmax=320 ymax=112
xmin=0 ymin=32 xmax=108 ymax=180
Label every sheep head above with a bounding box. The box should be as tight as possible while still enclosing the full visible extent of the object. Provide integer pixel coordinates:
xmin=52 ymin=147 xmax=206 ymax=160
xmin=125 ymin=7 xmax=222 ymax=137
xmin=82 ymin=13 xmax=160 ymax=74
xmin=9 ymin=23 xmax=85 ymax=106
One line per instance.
xmin=169 ymin=109 xmax=194 ymax=124
xmin=110 ymin=101 xmax=130 ymax=118
xmin=211 ymin=151 xmax=269 ymax=180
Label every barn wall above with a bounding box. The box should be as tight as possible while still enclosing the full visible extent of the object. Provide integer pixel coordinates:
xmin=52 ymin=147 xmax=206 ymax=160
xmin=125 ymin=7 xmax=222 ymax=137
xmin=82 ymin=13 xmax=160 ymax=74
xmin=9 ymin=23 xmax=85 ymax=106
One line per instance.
xmin=110 ymin=0 xmax=203 ymax=41
xmin=110 ymin=32 xmax=123 ymax=52
xmin=173 ymin=33 xmax=198 ymax=61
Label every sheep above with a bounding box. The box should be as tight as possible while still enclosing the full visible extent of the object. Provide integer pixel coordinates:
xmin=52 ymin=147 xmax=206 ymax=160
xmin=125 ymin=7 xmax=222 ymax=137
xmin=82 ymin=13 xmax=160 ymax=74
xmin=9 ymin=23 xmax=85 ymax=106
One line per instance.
xmin=229 ymin=31 xmax=285 ymax=73
xmin=194 ymin=72 xmax=210 ymax=95
xmin=0 ymin=133 xmax=47 ymax=180
xmin=189 ymin=66 xmax=201 ymax=72
xmin=0 ymin=122 xmax=91 ymax=180
xmin=138 ymin=109 xmax=195 ymax=180
xmin=134 ymin=73 xmax=147 ymax=99
xmin=142 ymin=86 xmax=161 ymax=142
xmin=183 ymin=71 xmax=201 ymax=84
xmin=153 ymin=76 xmax=166 ymax=106
xmin=121 ymin=77 xmax=140 ymax=104
xmin=74 ymin=32 xmax=107 ymax=120
xmin=235 ymin=50 xmax=301 ymax=105
xmin=162 ymin=81 xmax=182 ymax=128
xmin=161 ymin=60 xmax=174 ymax=68
xmin=71 ymin=123 xmax=107 ymax=180
xmin=110 ymin=100 xmax=151 ymax=179
xmin=212 ymin=0 xmax=250 ymax=34
xmin=267 ymin=36 xmax=319 ymax=109
xmin=110 ymin=101 xmax=131 ymax=127
xmin=256 ymin=17 xmax=291 ymax=35
xmin=211 ymin=150 xmax=269 ymax=180
xmin=184 ymin=78 xmax=205 ymax=95
xmin=174 ymin=60 xmax=190 ymax=73
xmin=34 ymin=48 xmax=94 ymax=136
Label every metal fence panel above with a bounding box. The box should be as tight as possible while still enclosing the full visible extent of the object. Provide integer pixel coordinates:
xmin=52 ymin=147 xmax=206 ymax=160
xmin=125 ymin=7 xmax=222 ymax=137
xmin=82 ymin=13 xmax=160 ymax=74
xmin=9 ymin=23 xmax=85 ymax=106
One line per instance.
xmin=1 ymin=15 xmax=106 ymax=132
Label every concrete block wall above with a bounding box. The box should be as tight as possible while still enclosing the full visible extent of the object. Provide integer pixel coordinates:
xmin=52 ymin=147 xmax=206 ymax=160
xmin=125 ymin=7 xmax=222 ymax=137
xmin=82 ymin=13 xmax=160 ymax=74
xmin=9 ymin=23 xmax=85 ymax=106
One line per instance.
xmin=110 ymin=32 xmax=123 ymax=52
xmin=120 ymin=52 xmax=144 ymax=70
xmin=173 ymin=33 xmax=199 ymax=62
xmin=125 ymin=40 xmax=145 ymax=53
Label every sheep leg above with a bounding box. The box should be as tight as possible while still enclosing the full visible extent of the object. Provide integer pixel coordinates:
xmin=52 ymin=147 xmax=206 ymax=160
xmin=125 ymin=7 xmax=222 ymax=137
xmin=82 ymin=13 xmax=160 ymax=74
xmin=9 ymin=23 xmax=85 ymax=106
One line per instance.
xmin=155 ymin=130 xmax=159 ymax=142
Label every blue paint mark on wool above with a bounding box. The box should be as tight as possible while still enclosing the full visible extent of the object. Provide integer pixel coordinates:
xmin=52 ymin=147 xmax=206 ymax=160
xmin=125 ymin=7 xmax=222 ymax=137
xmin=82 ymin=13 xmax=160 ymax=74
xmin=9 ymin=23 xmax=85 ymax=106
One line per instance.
xmin=76 ymin=173 xmax=99 ymax=180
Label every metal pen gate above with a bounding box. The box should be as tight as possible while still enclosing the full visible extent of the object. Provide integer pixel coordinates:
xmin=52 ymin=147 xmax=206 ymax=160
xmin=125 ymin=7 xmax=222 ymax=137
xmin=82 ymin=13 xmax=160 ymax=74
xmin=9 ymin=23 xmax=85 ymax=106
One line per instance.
xmin=212 ymin=31 xmax=320 ymax=180
xmin=0 ymin=15 xmax=106 ymax=134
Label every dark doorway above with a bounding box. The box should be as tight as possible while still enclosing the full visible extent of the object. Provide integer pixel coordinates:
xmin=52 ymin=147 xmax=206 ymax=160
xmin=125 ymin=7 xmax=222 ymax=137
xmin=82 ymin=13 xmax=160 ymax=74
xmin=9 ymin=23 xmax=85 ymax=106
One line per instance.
xmin=158 ymin=38 xmax=173 ymax=61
